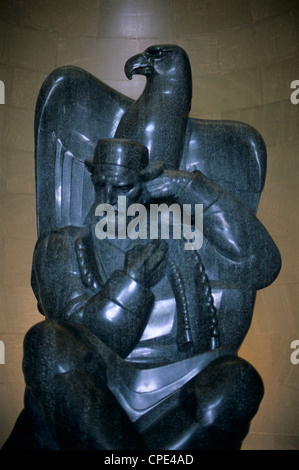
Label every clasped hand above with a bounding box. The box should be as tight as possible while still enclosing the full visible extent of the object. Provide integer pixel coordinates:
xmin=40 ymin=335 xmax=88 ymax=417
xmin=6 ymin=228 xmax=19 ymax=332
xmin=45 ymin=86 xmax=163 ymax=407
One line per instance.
xmin=125 ymin=239 xmax=168 ymax=288
xmin=144 ymin=169 xmax=193 ymax=201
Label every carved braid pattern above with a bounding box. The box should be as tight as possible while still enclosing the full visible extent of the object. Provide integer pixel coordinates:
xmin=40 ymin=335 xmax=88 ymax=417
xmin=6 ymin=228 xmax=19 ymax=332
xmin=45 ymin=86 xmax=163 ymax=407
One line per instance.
xmin=75 ymin=237 xmax=100 ymax=291
xmin=192 ymin=251 xmax=220 ymax=350
xmin=169 ymin=261 xmax=193 ymax=353
xmin=169 ymin=251 xmax=220 ymax=354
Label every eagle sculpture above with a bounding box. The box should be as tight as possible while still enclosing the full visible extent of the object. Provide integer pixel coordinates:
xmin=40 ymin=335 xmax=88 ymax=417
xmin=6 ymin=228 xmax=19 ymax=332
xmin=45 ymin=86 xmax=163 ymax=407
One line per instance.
xmin=115 ymin=44 xmax=192 ymax=170
xmin=35 ymin=44 xmax=266 ymax=238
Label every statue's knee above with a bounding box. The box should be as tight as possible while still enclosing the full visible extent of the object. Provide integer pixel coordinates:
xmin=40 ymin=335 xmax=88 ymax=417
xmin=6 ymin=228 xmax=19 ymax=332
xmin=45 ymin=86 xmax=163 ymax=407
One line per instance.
xmin=23 ymin=320 xmax=107 ymax=392
xmin=24 ymin=320 xmax=67 ymax=363
xmin=180 ymin=355 xmax=264 ymax=427
xmin=216 ymin=356 xmax=264 ymax=417
xmin=23 ymin=320 xmax=66 ymax=390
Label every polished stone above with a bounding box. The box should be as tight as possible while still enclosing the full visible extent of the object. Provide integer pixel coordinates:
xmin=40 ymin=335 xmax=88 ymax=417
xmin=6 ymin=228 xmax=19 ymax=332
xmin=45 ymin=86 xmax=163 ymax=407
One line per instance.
xmin=3 ymin=44 xmax=281 ymax=451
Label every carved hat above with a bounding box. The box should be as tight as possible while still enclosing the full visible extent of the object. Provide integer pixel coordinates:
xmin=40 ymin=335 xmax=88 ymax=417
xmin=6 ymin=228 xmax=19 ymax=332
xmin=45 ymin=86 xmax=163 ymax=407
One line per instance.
xmin=85 ymin=138 xmax=149 ymax=175
xmin=85 ymin=138 xmax=165 ymax=183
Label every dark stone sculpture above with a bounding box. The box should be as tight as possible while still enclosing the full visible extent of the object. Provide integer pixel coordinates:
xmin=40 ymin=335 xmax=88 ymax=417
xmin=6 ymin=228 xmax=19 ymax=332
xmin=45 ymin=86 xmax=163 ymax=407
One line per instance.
xmin=114 ymin=45 xmax=192 ymax=170
xmin=3 ymin=45 xmax=281 ymax=450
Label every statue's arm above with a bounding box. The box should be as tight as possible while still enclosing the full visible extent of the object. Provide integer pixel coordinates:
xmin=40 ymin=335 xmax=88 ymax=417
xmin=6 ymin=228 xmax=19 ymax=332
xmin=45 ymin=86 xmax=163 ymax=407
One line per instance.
xmin=32 ymin=230 xmax=156 ymax=357
xmin=179 ymin=171 xmax=281 ymax=288
xmin=146 ymin=170 xmax=281 ymax=289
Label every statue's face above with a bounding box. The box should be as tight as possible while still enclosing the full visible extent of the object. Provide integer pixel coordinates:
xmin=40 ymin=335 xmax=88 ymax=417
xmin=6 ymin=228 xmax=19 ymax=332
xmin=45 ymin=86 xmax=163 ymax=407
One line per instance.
xmin=94 ymin=168 xmax=143 ymax=211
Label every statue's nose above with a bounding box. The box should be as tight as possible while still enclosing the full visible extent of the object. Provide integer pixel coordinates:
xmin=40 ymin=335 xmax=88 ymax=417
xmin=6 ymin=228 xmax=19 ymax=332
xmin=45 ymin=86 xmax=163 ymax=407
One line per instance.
xmin=104 ymin=183 xmax=115 ymax=205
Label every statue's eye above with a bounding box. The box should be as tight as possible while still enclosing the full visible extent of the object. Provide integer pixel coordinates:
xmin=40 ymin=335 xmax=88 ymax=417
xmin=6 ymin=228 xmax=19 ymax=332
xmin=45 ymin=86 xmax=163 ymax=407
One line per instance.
xmin=93 ymin=174 xmax=105 ymax=186
xmin=120 ymin=185 xmax=133 ymax=192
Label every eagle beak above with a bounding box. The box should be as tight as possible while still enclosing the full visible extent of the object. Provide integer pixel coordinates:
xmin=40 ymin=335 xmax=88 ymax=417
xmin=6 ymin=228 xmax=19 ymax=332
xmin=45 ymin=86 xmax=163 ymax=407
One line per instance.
xmin=124 ymin=53 xmax=152 ymax=80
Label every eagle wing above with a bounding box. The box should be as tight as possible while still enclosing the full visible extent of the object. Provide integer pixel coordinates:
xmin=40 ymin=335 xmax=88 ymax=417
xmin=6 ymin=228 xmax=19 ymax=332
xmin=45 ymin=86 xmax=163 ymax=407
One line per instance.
xmin=35 ymin=66 xmax=133 ymax=236
xmin=180 ymin=117 xmax=267 ymax=214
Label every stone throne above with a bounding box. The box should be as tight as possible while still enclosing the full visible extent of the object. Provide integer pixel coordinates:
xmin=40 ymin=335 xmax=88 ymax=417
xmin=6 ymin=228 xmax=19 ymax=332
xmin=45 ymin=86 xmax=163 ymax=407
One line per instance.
xmin=3 ymin=45 xmax=281 ymax=450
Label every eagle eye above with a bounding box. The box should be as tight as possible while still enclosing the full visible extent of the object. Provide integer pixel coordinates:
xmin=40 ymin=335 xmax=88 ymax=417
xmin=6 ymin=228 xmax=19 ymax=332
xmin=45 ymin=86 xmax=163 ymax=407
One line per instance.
xmin=146 ymin=46 xmax=172 ymax=59
xmin=146 ymin=47 xmax=162 ymax=57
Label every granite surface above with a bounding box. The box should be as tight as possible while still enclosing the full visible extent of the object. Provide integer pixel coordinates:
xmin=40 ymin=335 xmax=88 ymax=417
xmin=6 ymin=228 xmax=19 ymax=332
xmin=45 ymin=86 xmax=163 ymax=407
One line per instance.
xmin=3 ymin=45 xmax=281 ymax=450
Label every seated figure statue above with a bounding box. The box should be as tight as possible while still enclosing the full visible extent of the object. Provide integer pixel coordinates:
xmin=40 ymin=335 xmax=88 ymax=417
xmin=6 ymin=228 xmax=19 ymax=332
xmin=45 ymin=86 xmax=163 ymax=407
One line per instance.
xmin=3 ymin=45 xmax=281 ymax=451
xmin=4 ymin=137 xmax=280 ymax=450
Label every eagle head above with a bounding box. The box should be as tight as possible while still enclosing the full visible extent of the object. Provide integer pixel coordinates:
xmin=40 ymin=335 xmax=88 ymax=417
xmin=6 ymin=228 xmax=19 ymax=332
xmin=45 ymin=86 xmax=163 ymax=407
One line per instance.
xmin=125 ymin=44 xmax=192 ymax=109
xmin=115 ymin=44 xmax=193 ymax=169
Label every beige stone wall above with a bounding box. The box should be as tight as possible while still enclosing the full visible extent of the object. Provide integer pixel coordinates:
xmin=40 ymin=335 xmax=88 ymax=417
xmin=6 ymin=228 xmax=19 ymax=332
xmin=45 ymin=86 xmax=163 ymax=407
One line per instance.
xmin=0 ymin=0 xmax=298 ymax=450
